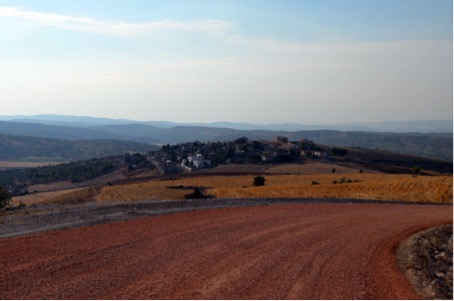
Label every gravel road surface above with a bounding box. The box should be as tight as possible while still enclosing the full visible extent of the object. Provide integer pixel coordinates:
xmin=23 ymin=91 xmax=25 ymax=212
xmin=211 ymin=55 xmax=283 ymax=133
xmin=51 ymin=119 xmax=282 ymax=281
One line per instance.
xmin=0 ymin=202 xmax=452 ymax=299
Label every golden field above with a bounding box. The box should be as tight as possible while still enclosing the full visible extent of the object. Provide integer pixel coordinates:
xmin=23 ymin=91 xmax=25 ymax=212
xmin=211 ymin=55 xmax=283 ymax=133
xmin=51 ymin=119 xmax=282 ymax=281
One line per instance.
xmin=92 ymin=173 xmax=452 ymax=204
xmin=12 ymin=171 xmax=452 ymax=206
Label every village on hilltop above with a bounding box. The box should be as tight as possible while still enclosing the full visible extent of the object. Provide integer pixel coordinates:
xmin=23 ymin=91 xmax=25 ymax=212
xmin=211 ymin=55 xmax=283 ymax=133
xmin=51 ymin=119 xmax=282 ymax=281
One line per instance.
xmin=141 ymin=137 xmax=335 ymax=175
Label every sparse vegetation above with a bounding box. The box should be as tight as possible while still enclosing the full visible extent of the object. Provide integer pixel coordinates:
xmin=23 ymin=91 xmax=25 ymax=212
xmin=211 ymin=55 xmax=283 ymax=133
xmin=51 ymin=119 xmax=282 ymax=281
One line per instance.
xmin=311 ymin=180 xmax=320 ymax=185
xmin=397 ymin=224 xmax=453 ymax=299
xmin=333 ymin=177 xmax=359 ymax=184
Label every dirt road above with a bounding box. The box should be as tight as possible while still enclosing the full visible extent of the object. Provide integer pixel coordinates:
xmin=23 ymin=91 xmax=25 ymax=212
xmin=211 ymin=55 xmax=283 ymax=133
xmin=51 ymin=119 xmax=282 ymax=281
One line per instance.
xmin=1 ymin=203 xmax=452 ymax=299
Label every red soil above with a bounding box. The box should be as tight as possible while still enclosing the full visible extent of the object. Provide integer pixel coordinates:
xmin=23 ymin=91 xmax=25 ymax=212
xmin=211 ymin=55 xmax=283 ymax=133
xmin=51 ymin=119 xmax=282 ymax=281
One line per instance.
xmin=1 ymin=203 xmax=452 ymax=299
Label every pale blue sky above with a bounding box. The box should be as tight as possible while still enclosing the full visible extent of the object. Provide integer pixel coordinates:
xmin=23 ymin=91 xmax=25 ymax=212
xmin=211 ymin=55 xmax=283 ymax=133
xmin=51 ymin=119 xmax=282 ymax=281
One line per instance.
xmin=0 ymin=0 xmax=452 ymax=123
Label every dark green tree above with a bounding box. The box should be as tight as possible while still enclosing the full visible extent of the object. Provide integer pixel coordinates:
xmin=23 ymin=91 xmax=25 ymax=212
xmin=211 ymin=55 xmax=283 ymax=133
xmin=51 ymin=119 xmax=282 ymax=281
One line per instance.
xmin=253 ymin=175 xmax=266 ymax=186
xmin=412 ymin=166 xmax=422 ymax=175
xmin=0 ymin=185 xmax=11 ymax=208
xmin=235 ymin=137 xmax=249 ymax=144
xmin=331 ymin=147 xmax=348 ymax=157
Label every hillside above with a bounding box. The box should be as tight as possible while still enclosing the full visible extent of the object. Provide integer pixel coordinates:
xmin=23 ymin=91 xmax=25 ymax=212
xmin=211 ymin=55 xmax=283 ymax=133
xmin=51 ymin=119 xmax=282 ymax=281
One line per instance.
xmin=0 ymin=134 xmax=157 ymax=162
xmin=285 ymin=131 xmax=453 ymax=162
xmin=1 ymin=137 xmax=451 ymax=198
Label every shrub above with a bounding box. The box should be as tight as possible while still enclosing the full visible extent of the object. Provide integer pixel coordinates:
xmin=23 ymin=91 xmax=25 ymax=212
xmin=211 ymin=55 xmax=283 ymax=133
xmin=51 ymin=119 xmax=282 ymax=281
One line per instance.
xmin=253 ymin=176 xmax=266 ymax=186
xmin=0 ymin=185 xmax=12 ymax=208
xmin=412 ymin=166 xmax=422 ymax=175
xmin=311 ymin=180 xmax=320 ymax=185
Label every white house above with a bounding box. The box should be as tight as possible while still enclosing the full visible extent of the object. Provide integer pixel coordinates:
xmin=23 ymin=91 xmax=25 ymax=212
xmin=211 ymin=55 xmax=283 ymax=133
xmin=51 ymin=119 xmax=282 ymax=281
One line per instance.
xmin=187 ymin=154 xmax=211 ymax=168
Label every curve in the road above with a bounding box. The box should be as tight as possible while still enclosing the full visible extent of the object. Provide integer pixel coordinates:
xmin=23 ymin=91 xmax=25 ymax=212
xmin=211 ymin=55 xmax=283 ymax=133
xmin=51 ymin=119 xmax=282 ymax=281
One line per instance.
xmin=0 ymin=203 xmax=452 ymax=299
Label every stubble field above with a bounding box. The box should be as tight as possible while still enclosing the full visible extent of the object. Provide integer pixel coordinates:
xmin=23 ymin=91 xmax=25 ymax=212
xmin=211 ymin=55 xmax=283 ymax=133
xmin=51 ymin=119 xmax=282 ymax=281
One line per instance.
xmin=92 ymin=173 xmax=452 ymax=204
xmin=12 ymin=173 xmax=453 ymax=206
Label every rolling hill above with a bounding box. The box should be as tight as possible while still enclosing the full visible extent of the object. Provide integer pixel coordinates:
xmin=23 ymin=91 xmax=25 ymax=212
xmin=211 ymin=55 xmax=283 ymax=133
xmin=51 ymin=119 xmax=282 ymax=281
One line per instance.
xmin=0 ymin=134 xmax=157 ymax=162
xmin=0 ymin=120 xmax=451 ymax=162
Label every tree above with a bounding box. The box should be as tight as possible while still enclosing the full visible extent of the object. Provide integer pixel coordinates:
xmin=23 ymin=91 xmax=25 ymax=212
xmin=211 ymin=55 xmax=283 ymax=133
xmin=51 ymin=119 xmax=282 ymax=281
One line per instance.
xmin=0 ymin=185 xmax=11 ymax=208
xmin=253 ymin=175 xmax=266 ymax=186
xmin=412 ymin=166 xmax=422 ymax=176
xmin=331 ymin=147 xmax=348 ymax=157
xmin=235 ymin=137 xmax=249 ymax=145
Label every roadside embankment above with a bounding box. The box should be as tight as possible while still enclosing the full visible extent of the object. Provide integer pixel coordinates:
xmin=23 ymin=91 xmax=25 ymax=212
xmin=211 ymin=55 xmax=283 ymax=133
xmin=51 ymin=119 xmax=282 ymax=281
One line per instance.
xmin=397 ymin=224 xmax=453 ymax=299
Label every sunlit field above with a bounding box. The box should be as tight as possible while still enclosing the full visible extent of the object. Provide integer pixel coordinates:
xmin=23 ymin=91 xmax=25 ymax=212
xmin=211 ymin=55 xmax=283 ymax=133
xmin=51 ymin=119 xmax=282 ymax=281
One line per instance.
xmin=91 ymin=174 xmax=452 ymax=204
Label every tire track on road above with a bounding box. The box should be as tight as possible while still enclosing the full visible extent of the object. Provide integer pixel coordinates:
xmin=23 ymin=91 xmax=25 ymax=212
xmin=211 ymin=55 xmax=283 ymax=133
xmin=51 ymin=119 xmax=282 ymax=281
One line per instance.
xmin=0 ymin=203 xmax=452 ymax=299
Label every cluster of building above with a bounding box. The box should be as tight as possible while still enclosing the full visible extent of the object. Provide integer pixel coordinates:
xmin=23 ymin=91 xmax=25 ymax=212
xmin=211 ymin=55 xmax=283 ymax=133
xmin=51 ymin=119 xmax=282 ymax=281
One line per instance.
xmin=142 ymin=136 xmax=329 ymax=175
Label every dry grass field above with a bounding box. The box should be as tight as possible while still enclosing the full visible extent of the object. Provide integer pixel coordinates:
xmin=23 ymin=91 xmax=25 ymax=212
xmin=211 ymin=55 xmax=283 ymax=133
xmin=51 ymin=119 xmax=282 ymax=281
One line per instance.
xmin=11 ymin=160 xmax=452 ymax=206
xmin=12 ymin=188 xmax=86 ymax=206
xmin=196 ymin=162 xmax=369 ymax=175
xmin=14 ymin=173 xmax=452 ymax=206
xmin=89 ymin=173 xmax=452 ymax=204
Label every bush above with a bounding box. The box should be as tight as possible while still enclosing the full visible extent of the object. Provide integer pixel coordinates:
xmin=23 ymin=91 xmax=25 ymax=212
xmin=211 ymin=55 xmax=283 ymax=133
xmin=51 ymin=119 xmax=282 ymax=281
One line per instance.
xmin=412 ymin=166 xmax=422 ymax=175
xmin=0 ymin=185 xmax=12 ymax=208
xmin=184 ymin=188 xmax=213 ymax=199
xmin=311 ymin=180 xmax=320 ymax=185
xmin=253 ymin=176 xmax=266 ymax=186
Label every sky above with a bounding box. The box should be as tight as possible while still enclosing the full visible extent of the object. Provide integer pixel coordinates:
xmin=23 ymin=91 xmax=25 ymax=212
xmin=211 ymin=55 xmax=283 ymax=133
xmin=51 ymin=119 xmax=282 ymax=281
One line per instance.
xmin=0 ymin=0 xmax=452 ymax=124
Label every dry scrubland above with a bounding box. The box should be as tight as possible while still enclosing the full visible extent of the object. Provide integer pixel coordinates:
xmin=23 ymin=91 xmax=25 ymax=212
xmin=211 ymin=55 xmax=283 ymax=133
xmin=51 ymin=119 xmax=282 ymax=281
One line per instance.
xmin=18 ymin=173 xmax=451 ymax=206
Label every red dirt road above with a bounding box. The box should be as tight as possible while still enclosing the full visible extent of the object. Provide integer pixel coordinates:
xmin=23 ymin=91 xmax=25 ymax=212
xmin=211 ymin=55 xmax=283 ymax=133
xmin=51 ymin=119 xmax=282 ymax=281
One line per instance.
xmin=1 ymin=203 xmax=452 ymax=299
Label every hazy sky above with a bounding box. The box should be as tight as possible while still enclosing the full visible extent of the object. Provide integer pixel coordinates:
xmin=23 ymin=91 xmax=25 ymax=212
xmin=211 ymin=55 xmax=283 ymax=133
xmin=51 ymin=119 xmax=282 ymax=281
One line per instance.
xmin=0 ymin=0 xmax=452 ymax=124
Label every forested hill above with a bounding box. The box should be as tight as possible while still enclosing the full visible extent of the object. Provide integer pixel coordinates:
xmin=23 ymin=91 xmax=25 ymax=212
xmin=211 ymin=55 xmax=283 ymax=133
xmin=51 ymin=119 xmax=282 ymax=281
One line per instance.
xmin=0 ymin=134 xmax=157 ymax=161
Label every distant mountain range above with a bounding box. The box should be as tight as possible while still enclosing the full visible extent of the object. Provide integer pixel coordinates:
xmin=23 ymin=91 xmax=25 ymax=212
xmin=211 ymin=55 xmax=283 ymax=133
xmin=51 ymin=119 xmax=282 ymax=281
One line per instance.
xmin=0 ymin=115 xmax=452 ymax=162
xmin=0 ymin=114 xmax=452 ymax=133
